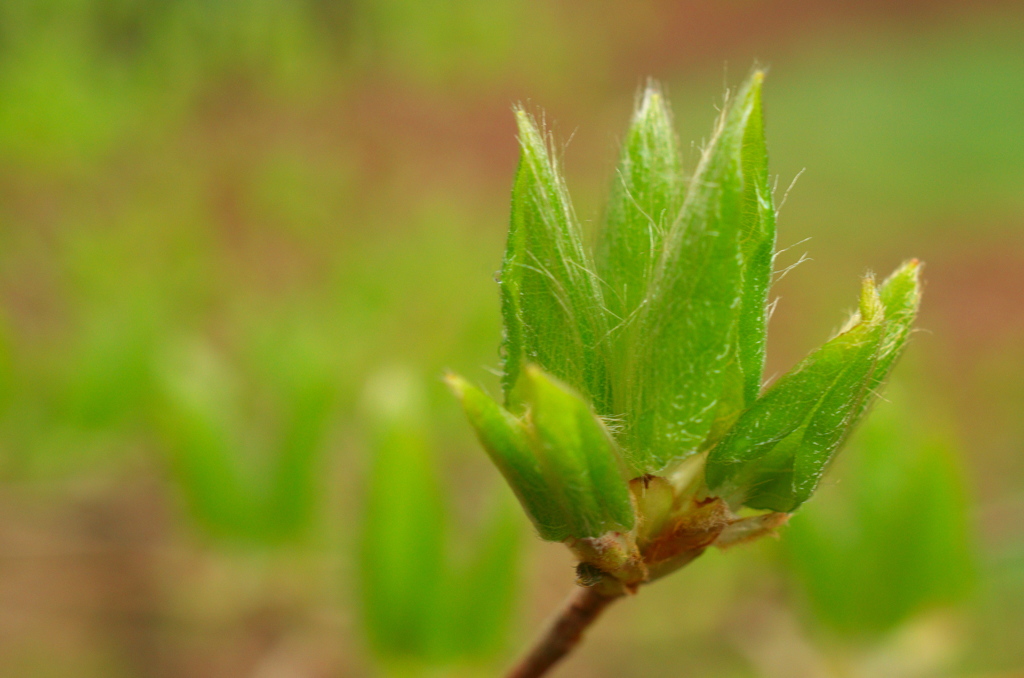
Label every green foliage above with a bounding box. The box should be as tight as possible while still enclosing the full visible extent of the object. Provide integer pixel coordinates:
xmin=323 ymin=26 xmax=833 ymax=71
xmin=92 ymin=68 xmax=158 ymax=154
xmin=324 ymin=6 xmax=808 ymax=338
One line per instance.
xmin=783 ymin=392 xmax=974 ymax=635
xmin=734 ymin=81 xmax=778 ymax=408
xmin=361 ymin=370 xmax=447 ymax=659
xmin=362 ymin=369 xmax=520 ymax=665
xmin=449 ymin=367 xmax=633 ymax=542
xmin=451 ymin=72 xmax=921 ymax=559
xmin=706 ymin=261 xmax=922 ymax=512
xmin=599 ymin=84 xmax=685 ymax=327
xmin=501 ymin=107 xmax=611 ymax=414
xmin=621 ymin=74 xmax=770 ymax=471
xmin=447 ymin=373 xmax=565 ymax=540
xmin=1 ymin=2 xmax=1019 ymax=672
xmin=500 ymin=74 xmax=774 ymax=475
xmin=523 ymin=366 xmax=634 ymax=537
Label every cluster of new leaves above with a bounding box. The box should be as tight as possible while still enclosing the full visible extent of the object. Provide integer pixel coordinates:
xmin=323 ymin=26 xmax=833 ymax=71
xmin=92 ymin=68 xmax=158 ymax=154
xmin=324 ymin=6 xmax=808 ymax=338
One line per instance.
xmin=449 ymin=71 xmax=921 ymax=544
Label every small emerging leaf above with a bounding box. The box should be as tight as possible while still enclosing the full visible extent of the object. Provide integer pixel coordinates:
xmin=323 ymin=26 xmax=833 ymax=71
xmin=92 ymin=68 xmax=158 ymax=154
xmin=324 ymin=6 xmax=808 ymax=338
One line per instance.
xmin=857 ymin=259 xmax=922 ymax=419
xmin=360 ymin=370 xmax=446 ymax=658
xmin=735 ymin=76 xmax=778 ymax=406
xmin=156 ymin=344 xmax=260 ymax=541
xmin=522 ymin=366 xmax=635 ymax=538
xmin=705 ymin=72 xmax=779 ymax=446
xmin=623 ymin=72 xmax=767 ymax=473
xmin=599 ymin=82 xmax=685 ymax=332
xmin=444 ymin=498 xmax=522 ymax=658
xmin=706 ymin=261 xmax=922 ymax=512
xmin=365 ymin=370 xmax=523 ymax=664
xmin=501 ymin=110 xmax=610 ymax=413
xmin=156 ymin=339 xmax=334 ymax=544
xmin=449 ymin=368 xmax=636 ymax=541
xmin=264 ymin=337 xmax=338 ymax=540
xmin=446 ymin=373 xmax=567 ymax=540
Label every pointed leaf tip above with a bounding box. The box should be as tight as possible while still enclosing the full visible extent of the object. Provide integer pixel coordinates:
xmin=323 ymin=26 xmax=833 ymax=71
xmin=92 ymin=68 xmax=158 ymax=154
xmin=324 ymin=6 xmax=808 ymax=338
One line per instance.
xmin=513 ymin=107 xmax=543 ymax=150
xmin=724 ymin=68 xmax=776 ymax=420
xmin=880 ymin=259 xmax=923 ymax=311
xmin=859 ymin=275 xmax=884 ymax=324
xmin=637 ymin=81 xmax=670 ymax=121
xmin=597 ymin=77 xmax=683 ymax=340
xmin=447 ymin=372 xmax=568 ymax=541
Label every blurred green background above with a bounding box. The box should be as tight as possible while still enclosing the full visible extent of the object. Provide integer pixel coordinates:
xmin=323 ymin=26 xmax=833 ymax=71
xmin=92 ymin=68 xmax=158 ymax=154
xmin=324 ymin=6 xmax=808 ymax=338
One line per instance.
xmin=1 ymin=1 xmax=1022 ymax=676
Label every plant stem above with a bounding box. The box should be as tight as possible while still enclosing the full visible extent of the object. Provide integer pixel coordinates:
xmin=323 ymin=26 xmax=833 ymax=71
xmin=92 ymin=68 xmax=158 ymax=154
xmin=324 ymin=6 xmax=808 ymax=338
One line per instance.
xmin=505 ymin=586 xmax=622 ymax=678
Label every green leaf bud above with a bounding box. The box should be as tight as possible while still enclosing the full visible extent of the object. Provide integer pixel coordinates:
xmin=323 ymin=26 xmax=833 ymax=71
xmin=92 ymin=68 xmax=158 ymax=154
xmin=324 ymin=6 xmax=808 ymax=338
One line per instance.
xmin=705 ymin=261 xmax=922 ymax=512
xmin=501 ymin=109 xmax=610 ymax=414
xmin=521 ymin=365 xmax=635 ymax=538
xmin=599 ymin=81 xmax=685 ymax=329
xmin=446 ymin=373 xmax=568 ymax=541
xmin=621 ymin=72 xmax=769 ymax=473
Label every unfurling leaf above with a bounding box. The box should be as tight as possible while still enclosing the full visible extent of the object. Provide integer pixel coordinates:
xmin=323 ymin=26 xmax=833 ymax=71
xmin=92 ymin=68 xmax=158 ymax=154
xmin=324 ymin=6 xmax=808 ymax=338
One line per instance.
xmin=450 ymin=72 xmax=923 ymax=615
xmin=446 ymin=373 xmax=567 ymax=540
xmin=734 ymin=74 xmax=778 ymax=407
xmin=448 ymin=366 xmax=634 ymax=542
xmin=501 ymin=109 xmax=610 ymax=413
xmin=784 ymin=391 xmax=973 ymax=636
xmin=705 ymin=260 xmax=922 ymax=512
xmin=362 ymin=369 xmax=522 ymax=664
xmin=522 ymin=366 xmax=635 ymax=538
xmin=599 ymin=82 xmax=685 ymax=331
xmin=623 ymin=73 xmax=767 ymax=473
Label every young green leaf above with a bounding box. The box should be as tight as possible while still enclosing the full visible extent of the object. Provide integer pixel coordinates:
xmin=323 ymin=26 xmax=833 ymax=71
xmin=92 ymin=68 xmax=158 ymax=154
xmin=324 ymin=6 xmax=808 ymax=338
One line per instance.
xmin=623 ymin=72 xmax=766 ymax=473
xmin=704 ymin=278 xmax=885 ymax=511
xmin=735 ymin=78 xmax=777 ymax=406
xmin=446 ymin=373 xmax=568 ymax=541
xmin=522 ymin=365 xmax=635 ymax=538
xmin=857 ymin=259 xmax=922 ymax=418
xmin=792 ymin=261 xmax=921 ymax=505
xmin=265 ymin=373 xmax=335 ymax=541
xmin=157 ymin=336 xmax=336 ymax=545
xmin=501 ymin=109 xmax=610 ymax=414
xmin=366 ymin=370 xmax=523 ymax=665
xmin=705 ymin=73 xmax=778 ymax=446
xmin=599 ymin=82 xmax=685 ymax=333
xmin=706 ymin=261 xmax=921 ymax=512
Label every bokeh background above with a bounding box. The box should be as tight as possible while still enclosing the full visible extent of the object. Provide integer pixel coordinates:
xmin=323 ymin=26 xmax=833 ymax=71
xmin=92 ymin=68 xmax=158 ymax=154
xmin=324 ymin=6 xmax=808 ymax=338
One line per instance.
xmin=1 ymin=1 xmax=1023 ymax=676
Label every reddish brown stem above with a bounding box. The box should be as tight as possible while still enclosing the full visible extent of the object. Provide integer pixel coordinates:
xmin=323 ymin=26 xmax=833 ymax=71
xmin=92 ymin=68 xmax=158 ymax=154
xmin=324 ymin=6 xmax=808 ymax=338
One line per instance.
xmin=505 ymin=586 xmax=621 ymax=678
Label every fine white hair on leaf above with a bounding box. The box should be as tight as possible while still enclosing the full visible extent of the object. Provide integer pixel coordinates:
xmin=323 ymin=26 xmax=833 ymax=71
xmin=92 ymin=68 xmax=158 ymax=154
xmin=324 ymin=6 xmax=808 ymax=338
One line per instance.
xmin=773 ymin=252 xmax=812 ymax=284
xmin=772 ymin=236 xmax=812 ymax=265
xmin=776 ymin=167 xmax=806 ymax=214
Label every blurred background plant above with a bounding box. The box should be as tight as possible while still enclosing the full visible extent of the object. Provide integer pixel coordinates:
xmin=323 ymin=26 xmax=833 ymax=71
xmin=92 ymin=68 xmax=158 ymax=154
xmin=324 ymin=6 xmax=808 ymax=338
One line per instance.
xmin=0 ymin=1 xmax=1022 ymax=676
xmin=361 ymin=368 xmax=520 ymax=675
